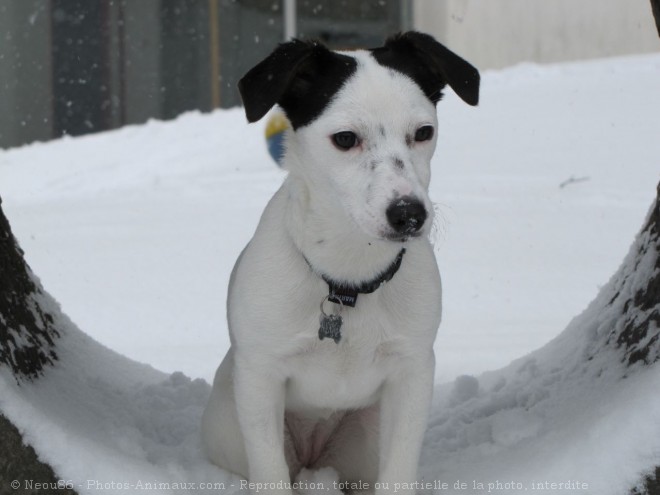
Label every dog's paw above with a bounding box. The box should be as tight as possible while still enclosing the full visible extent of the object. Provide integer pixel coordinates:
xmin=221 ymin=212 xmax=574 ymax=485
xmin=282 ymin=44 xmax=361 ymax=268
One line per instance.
xmin=295 ymin=467 xmax=342 ymax=495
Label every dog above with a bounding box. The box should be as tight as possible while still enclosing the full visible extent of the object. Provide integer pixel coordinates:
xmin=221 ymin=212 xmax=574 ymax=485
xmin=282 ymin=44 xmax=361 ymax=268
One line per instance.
xmin=201 ymin=31 xmax=479 ymax=494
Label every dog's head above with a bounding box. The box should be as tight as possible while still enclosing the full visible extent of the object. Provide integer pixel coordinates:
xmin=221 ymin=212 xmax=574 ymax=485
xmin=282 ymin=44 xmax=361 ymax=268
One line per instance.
xmin=239 ymin=32 xmax=479 ymax=242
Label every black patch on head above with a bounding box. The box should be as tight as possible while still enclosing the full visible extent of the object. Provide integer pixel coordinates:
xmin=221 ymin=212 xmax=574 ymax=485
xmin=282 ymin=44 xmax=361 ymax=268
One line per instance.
xmin=370 ymin=31 xmax=480 ymax=106
xmin=405 ymin=134 xmax=413 ymax=147
xmin=393 ymin=157 xmax=404 ymax=170
xmin=378 ymin=125 xmax=386 ymax=137
xmin=238 ymin=39 xmax=357 ymax=129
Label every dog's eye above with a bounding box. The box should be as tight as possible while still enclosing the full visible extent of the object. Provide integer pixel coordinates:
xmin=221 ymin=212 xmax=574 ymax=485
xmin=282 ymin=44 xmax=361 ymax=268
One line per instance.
xmin=414 ymin=125 xmax=434 ymax=142
xmin=332 ymin=131 xmax=359 ymax=150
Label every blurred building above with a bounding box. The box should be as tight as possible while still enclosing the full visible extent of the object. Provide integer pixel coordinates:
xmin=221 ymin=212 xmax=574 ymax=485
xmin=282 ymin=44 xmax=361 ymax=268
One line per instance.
xmin=415 ymin=0 xmax=658 ymax=70
xmin=0 ymin=0 xmax=657 ymax=149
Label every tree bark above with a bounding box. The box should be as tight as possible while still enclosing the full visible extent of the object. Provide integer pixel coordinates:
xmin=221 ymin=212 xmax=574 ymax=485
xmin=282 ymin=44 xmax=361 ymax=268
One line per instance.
xmin=0 ymin=197 xmax=77 ymax=494
xmin=0 ymin=197 xmax=60 ymax=381
xmin=0 ymin=414 xmax=77 ymax=495
xmin=597 ymin=182 xmax=660 ymax=368
xmin=632 ymin=467 xmax=660 ymax=495
xmin=638 ymin=9 xmax=660 ymax=489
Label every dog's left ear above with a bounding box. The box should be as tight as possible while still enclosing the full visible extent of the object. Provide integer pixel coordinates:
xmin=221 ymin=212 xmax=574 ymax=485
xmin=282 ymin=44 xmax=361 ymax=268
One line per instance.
xmin=371 ymin=31 xmax=480 ymax=106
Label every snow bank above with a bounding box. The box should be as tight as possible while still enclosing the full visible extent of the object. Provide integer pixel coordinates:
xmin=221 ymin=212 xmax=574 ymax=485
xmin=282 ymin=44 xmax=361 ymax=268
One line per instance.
xmin=0 ymin=286 xmax=233 ymax=492
xmin=422 ymin=197 xmax=660 ymax=493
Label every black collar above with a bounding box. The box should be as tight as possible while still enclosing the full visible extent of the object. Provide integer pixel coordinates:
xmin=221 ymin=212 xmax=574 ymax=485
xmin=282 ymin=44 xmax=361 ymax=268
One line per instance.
xmin=308 ymin=248 xmax=406 ymax=307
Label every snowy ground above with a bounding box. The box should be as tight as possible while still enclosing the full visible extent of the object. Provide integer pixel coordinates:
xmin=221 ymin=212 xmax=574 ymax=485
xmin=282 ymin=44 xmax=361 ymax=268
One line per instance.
xmin=0 ymin=53 xmax=659 ymax=494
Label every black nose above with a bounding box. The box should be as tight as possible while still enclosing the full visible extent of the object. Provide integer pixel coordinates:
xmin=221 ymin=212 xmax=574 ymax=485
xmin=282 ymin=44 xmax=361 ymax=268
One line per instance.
xmin=386 ymin=196 xmax=427 ymax=234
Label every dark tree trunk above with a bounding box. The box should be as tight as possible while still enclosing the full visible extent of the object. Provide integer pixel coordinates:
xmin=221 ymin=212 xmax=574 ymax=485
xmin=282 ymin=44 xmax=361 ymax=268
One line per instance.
xmin=633 ymin=467 xmax=660 ymax=495
xmin=0 ymin=197 xmax=78 ymax=494
xmin=620 ymin=196 xmax=660 ymax=495
xmin=0 ymin=197 xmax=60 ymax=380
xmin=595 ymin=182 xmax=660 ymax=368
xmin=582 ymin=181 xmax=660 ymax=494
xmin=637 ymin=7 xmax=660 ymax=490
xmin=0 ymin=414 xmax=77 ymax=495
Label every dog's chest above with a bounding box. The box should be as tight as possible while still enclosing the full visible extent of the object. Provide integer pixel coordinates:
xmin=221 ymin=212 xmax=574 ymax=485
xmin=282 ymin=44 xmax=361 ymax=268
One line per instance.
xmin=284 ymin=336 xmax=396 ymax=414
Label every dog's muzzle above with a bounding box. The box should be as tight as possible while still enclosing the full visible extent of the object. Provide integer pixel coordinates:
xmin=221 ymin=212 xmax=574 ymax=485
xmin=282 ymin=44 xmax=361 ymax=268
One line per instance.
xmin=386 ymin=196 xmax=427 ymax=235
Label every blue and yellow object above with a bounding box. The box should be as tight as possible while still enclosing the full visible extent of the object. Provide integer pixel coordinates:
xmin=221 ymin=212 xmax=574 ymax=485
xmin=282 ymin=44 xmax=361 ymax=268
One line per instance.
xmin=265 ymin=111 xmax=290 ymax=167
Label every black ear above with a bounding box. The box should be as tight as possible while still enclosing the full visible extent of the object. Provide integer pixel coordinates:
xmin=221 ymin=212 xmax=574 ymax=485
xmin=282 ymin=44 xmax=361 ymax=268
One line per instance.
xmin=238 ymin=39 xmax=357 ymax=129
xmin=371 ymin=31 xmax=480 ymax=106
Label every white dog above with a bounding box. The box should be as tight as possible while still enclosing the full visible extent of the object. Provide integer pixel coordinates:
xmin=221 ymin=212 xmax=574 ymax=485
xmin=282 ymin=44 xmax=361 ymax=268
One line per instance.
xmin=202 ymin=31 xmax=479 ymax=495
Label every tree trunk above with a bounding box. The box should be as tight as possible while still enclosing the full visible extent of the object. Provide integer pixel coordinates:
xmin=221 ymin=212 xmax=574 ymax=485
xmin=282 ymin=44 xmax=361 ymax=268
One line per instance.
xmin=0 ymin=196 xmax=78 ymax=495
xmin=620 ymin=183 xmax=660 ymax=494
xmin=633 ymin=467 xmax=660 ymax=495
xmin=596 ymin=181 xmax=660 ymax=368
xmin=0 ymin=197 xmax=60 ymax=380
xmin=0 ymin=414 xmax=77 ymax=495
xmin=637 ymin=6 xmax=660 ymax=489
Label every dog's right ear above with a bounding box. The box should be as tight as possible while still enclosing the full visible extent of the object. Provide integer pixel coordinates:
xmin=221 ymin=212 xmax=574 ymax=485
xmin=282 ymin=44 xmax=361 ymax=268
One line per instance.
xmin=238 ymin=39 xmax=356 ymax=129
xmin=238 ymin=40 xmax=314 ymax=124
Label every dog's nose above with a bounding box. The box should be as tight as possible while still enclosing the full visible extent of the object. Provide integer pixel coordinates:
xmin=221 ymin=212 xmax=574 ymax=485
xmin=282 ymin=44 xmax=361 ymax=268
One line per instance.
xmin=386 ymin=196 xmax=427 ymax=234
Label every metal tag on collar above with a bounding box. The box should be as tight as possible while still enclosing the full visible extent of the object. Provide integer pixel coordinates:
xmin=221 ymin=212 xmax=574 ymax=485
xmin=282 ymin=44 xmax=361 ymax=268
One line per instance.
xmin=318 ymin=294 xmax=343 ymax=343
xmin=327 ymin=285 xmax=358 ymax=307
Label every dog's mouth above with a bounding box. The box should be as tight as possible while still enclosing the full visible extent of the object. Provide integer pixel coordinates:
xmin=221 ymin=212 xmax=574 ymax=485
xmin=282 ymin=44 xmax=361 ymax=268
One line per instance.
xmin=381 ymin=230 xmax=423 ymax=243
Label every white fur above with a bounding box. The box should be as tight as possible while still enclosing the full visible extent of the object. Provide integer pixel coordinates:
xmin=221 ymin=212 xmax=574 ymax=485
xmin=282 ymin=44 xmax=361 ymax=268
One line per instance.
xmin=202 ymin=50 xmax=442 ymax=495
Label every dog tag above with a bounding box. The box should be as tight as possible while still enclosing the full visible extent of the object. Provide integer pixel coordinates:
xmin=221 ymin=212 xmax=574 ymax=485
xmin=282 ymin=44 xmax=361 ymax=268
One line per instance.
xmin=319 ymin=313 xmax=343 ymax=343
xmin=318 ymin=294 xmax=343 ymax=343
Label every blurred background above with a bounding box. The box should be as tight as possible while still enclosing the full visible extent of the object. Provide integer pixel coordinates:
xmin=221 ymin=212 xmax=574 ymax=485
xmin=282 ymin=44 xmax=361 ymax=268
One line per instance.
xmin=0 ymin=0 xmax=657 ymax=150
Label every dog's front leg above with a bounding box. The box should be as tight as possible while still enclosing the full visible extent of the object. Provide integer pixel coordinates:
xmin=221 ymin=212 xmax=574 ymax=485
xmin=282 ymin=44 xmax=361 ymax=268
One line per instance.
xmin=378 ymin=351 xmax=435 ymax=495
xmin=234 ymin=352 xmax=292 ymax=495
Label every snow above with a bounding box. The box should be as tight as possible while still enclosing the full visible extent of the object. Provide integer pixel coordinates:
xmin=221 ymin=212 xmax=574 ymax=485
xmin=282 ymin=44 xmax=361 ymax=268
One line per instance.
xmin=1 ymin=53 xmax=660 ymax=493
xmin=296 ymin=467 xmax=343 ymax=495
